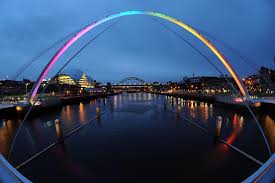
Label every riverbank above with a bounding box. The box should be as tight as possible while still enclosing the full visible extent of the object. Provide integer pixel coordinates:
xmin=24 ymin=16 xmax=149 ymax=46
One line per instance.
xmin=1 ymin=92 xmax=274 ymax=117
xmin=0 ymin=93 xmax=119 ymax=118
xmin=152 ymin=92 xmax=275 ymax=113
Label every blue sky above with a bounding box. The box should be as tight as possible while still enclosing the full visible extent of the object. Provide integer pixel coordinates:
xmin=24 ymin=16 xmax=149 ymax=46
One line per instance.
xmin=0 ymin=0 xmax=274 ymax=83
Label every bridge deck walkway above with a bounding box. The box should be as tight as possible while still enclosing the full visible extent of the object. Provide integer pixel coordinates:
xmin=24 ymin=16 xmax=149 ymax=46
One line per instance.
xmin=0 ymin=154 xmax=31 ymax=183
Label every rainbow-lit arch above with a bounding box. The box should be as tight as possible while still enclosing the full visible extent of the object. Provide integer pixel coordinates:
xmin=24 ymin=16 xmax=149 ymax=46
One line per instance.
xmin=28 ymin=10 xmax=250 ymax=102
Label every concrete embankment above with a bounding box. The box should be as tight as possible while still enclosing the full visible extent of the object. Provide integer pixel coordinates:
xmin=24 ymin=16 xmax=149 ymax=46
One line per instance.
xmin=161 ymin=93 xmax=215 ymax=103
xmin=60 ymin=93 xmax=116 ymax=105
xmin=0 ymin=93 xmax=118 ymax=118
xmin=152 ymin=92 xmax=275 ymax=112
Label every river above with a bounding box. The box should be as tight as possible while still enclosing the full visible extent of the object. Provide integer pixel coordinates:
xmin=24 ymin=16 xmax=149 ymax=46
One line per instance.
xmin=0 ymin=93 xmax=274 ymax=182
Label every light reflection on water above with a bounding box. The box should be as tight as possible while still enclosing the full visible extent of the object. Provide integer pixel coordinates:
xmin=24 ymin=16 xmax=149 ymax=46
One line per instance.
xmin=79 ymin=102 xmax=86 ymax=123
xmin=0 ymin=120 xmax=15 ymax=157
xmin=0 ymin=93 xmax=273 ymax=182
xmin=166 ymin=96 xmax=274 ymax=156
xmin=0 ymin=94 xmax=273 ymax=158
xmin=61 ymin=105 xmax=73 ymax=126
xmin=262 ymin=115 xmax=275 ymax=152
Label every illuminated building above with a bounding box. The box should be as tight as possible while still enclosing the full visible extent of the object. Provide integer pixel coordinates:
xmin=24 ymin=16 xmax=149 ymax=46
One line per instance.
xmin=78 ymin=73 xmax=94 ymax=88
xmin=259 ymin=67 xmax=275 ymax=95
xmin=0 ymin=80 xmax=33 ymax=96
xmin=180 ymin=76 xmax=236 ymax=94
xmin=50 ymin=71 xmax=96 ymax=95
xmin=244 ymin=67 xmax=275 ymax=96
xmin=53 ymin=71 xmax=95 ymax=89
xmin=244 ymin=75 xmax=260 ymax=95
xmin=56 ymin=74 xmax=77 ymax=85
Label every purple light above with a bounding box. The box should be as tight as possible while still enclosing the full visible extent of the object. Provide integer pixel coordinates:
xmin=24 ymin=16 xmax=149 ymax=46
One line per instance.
xmin=28 ymin=10 xmax=249 ymax=102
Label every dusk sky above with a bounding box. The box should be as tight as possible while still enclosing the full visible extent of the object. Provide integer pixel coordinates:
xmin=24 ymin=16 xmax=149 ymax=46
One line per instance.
xmin=0 ymin=0 xmax=274 ymax=83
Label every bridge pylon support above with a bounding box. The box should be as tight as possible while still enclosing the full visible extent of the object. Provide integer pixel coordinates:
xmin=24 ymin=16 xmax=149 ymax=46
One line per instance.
xmin=96 ymin=106 xmax=101 ymax=116
xmin=215 ymin=116 xmax=222 ymax=137
xmin=55 ymin=119 xmax=63 ymax=140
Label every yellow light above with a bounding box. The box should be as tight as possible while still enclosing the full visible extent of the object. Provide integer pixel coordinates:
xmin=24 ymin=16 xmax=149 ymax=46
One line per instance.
xmin=16 ymin=106 xmax=23 ymax=111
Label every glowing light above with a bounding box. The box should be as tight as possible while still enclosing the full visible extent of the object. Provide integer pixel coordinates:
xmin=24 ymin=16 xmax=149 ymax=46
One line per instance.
xmin=79 ymin=102 xmax=86 ymax=123
xmin=16 ymin=106 xmax=23 ymax=112
xmin=233 ymin=114 xmax=238 ymax=126
xmin=28 ymin=11 xmax=249 ymax=102
xmin=57 ymin=75 xmax=76 ymax=85
xmin=234 ymin=98 xmax=243 ymax=103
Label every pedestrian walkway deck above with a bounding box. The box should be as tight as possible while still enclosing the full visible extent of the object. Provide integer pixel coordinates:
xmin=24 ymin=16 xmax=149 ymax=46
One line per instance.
xmin=0 ymin=154 xmax=31 ymax=183
xmin=243 ymin=154 xmax=275 ymax=183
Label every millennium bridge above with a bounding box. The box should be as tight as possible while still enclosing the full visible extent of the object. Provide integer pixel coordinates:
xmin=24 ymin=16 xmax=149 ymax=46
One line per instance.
xmin=0 ymin=10 xmax=274 ymax=183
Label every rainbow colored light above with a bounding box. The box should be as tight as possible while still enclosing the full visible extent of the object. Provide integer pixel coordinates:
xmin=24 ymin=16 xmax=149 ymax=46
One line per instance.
xmin=28 ymin=10 xmax=249 ymax=102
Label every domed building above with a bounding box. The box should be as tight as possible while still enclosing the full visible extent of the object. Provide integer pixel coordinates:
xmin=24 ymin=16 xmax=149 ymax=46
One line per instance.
xmin=55 ymin=74 xmax=77 ymax=85
xmin=52 ymin=69 xmax=95 ymax=88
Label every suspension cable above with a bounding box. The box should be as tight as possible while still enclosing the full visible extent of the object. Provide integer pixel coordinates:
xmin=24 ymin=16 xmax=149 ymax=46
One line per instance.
xmin=10 ymin=28 xmax=81 ymax=80
xmin=195 ymin=28 xmax=275 ymax=90
xmin=8 ymin=21 xmax=119 ymax=161
xmin=164 ymin=97 xmax=263 ymax=166
xmin=155 ymin=20 xmax=272 ymax=156
xmin=15 ymin=110 xmax=106 ymax=170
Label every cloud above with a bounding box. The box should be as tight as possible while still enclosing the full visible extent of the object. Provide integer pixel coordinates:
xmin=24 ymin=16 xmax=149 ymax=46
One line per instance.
xmin=0 ymin=0 xmax=274 ymax=82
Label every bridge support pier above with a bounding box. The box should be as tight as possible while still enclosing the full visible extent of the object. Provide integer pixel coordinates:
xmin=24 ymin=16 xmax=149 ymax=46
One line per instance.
xmin=215 ymin=116 xmax=222 ymax=137
xmin=96 ymin=105 xmax=101 ymax=124
xmin=96 ymin=106 xmax=101 ymax=116
xmin=55 ymin=119 xmax=63 ymax=140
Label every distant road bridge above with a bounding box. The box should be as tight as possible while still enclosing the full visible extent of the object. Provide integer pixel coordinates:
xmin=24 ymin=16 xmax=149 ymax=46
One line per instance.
xmin=116 ymin=77 xmax=147 ymax=86
xmin=113 ymin=77 xmax=149 ymax=92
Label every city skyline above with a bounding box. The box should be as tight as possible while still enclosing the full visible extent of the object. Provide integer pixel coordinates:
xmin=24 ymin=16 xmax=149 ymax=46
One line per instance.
xmin=0 ymin=2 xmax=274 ymax=182
xmin=0 ymin=0 xmax=274 ymax=83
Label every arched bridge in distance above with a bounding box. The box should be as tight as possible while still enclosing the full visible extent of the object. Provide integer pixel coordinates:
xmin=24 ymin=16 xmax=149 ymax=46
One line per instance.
xmin=116 ymin=77 xmax=147 ymax=86
xmin=113 ymin=77 xmax=149 ymax=92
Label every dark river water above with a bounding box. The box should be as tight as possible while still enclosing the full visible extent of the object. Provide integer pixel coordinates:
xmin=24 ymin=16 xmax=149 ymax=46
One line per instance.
xmin=0 ymin=93 xmax=274 ymax=182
